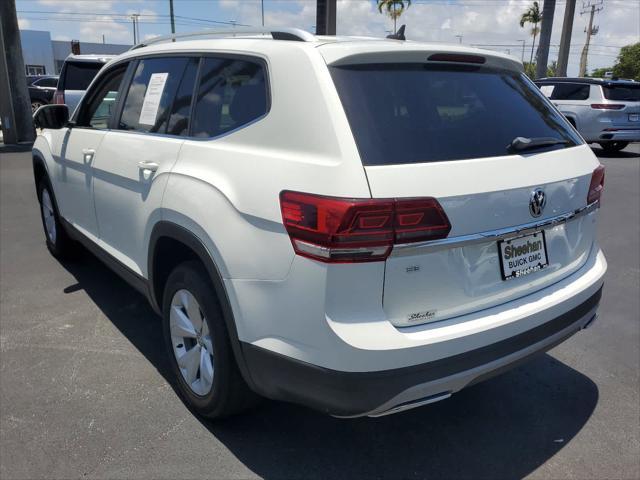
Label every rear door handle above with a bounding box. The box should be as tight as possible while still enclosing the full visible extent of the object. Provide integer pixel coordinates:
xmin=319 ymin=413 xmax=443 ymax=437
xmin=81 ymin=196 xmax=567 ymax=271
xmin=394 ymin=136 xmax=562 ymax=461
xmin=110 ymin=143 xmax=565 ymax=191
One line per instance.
xmin=138 ymin=161 xmax=159 ymax=172
xmin=82 ymin=148 xmax=95 ymax=163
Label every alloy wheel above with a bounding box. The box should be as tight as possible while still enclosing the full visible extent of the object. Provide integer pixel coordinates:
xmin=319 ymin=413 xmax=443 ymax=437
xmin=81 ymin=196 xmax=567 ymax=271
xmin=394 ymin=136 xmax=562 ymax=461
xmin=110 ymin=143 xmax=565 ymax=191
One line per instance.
xmin=41 ymin=188 xmax=57 ymax=244
xmin=170 ymin=289 xmax=214 ymax=396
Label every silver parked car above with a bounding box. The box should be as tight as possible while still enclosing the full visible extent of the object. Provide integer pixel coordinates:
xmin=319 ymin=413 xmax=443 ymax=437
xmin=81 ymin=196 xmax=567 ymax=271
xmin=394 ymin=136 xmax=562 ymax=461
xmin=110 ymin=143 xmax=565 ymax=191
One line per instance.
xmin=535 ymin=77 xmax=639 ymax=153
xmin=53 ymin=55 xmax=115 ymax=115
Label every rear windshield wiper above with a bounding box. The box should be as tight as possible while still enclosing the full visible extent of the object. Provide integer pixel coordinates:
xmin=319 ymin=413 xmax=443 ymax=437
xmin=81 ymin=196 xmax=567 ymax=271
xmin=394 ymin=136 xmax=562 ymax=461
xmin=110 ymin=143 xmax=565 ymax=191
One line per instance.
xmin=507 ymin=136 xmax=569 ymax=153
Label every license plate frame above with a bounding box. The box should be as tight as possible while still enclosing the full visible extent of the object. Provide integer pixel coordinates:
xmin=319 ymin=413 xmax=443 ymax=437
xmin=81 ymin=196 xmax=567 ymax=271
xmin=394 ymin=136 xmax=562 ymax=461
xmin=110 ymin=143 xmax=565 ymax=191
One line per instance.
xmin=498 ymin=231 xmax=549 ymax=281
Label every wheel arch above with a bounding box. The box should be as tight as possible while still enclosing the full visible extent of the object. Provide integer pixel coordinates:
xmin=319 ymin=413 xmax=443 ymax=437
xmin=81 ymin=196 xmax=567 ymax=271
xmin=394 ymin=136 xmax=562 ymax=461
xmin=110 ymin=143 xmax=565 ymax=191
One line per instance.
xmin=147 ymin=221 xmax=256 ymax=390
xmin=32 ymin=149 xmax=49 ymax=192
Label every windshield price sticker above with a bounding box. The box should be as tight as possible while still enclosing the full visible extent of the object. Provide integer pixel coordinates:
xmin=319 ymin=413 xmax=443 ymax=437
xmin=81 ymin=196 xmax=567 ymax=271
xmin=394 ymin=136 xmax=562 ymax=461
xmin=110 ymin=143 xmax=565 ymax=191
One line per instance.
xmin=139 ymin=72 xmax=169 ymax=126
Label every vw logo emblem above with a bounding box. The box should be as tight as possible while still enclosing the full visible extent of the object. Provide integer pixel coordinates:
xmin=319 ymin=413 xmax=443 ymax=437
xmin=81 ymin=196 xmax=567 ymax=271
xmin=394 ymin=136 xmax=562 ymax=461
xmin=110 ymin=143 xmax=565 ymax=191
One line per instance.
xmin=529 ymin=188 xmax=547 ymax=218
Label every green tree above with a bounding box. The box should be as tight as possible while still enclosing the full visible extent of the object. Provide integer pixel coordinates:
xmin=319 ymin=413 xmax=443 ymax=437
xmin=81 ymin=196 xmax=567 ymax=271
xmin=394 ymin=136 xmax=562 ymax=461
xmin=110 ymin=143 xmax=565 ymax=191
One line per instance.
xmin=612 ymin=42 xmax=640 ymax=81
xmin=520 ymin=1 xmax=542 ymax=65
xmin=589 ymin=67 xmax=613 ymax=78
xmin=377 ymin=0 xmax=412 ymax=35
xmin=546 ymin=60 xmax=558 ymax=77
xmin=523 ymin=62 xmax=536 ymax=78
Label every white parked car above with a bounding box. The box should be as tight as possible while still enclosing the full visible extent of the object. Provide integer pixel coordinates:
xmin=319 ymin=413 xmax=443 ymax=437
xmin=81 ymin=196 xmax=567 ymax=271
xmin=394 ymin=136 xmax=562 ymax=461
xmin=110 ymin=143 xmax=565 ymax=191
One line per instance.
xmin=535 ymin=77 xmax=640 ymax=153
xmin=53 ymin=54 xmax=115 ymax=115
xmin=32 ymin=28 xmax=606 ymax=418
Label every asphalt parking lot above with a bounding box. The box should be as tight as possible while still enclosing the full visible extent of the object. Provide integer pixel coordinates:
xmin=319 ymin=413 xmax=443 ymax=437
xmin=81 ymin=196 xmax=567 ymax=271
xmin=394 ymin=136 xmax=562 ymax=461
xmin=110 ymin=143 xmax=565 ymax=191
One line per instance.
xmin=1 ymin=145 xmax=638 ymax=479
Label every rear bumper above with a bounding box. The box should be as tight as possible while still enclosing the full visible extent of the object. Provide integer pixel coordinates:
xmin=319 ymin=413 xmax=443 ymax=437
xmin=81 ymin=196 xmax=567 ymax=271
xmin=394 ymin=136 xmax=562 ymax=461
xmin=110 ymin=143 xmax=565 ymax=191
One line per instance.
xmin=243 ymin=286 xmax=602 ymax=417
xmin=598 ymin=128 xmax=640 ymax=142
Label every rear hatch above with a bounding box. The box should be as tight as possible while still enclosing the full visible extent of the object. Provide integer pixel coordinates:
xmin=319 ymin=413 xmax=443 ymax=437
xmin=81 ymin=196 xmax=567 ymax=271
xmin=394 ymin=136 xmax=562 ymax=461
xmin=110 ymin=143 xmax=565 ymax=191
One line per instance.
xmin=600 ymin=82 xmax=640 ymax=127
xmin=327 ymin=50 xmax=601 ymax=327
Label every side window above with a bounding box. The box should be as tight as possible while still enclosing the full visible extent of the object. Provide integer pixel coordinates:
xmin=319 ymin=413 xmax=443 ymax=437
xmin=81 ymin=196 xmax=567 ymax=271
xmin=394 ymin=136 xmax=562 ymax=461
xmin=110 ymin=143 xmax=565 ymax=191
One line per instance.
xmin=192 ymin=57 xmax=267 ymax=138
xmin=119 ymin=57 xmax=193 ymax=134
xmin=35 ymin=77 xmax=58 ymax=88
xmin=76 ymin=64 xmax=128 ymax=129
xmin=550 ymin=83 xmax=590 ymax=100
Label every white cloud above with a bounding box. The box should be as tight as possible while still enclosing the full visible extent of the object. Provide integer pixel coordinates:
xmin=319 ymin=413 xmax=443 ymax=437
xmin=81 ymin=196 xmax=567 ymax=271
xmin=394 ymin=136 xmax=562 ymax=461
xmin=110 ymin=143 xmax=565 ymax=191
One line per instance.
xmin=37 ymin=0 xmax=115 ymax=13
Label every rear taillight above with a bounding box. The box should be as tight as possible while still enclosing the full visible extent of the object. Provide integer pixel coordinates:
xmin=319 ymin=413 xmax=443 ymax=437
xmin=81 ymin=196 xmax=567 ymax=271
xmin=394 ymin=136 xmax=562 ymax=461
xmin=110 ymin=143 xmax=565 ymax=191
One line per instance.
xmin=590 ymin=103 xmax=624 ymax=110
xmin=587 ymin=165 xmax=605 ymax=204
xmin=279 ymin=191 xmax=451 ymax=263
xmin=53 ymin=90 xmax=65 ymax=104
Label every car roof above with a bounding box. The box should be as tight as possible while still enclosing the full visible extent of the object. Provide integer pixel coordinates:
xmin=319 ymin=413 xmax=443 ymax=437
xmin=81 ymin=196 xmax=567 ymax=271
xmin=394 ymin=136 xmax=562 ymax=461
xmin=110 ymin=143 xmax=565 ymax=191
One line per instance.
xmin=64 ymin=54 xmax=116 ymax=64
xmin=110 ymin=34 xmax=523 ymax=73
xmin=536 ymin=77 xmax=638 ymax=87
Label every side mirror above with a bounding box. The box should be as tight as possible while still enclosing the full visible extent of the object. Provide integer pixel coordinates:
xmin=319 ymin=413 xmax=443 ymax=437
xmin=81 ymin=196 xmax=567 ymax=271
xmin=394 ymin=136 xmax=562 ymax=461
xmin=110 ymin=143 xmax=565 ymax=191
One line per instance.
xmin=33 ymin=104 xmax=69 ymax=129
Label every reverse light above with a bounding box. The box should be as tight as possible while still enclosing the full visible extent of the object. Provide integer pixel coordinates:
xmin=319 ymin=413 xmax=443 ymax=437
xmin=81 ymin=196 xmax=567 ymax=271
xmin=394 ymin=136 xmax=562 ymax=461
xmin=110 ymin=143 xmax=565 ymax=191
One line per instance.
xmin=279 ymin=191 xmax=451 ymax=263
xmin=590 ymin=104 xmax=624 ymax=110
xmin=587 ymin=165 xmax=605 ymax=204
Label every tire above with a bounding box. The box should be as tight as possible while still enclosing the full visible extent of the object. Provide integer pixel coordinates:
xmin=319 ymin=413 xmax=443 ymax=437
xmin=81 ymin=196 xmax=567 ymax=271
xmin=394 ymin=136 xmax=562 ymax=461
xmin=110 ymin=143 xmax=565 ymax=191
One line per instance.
xmin=37 ymin=179 xmax=73 ymax=258
xmin=599 ymin=141 xmax=629 ymax=153
xmin=162 ymin=260 xmax=258 ymax=418
xmin=31 ymin=101 xmax=46 ymax=113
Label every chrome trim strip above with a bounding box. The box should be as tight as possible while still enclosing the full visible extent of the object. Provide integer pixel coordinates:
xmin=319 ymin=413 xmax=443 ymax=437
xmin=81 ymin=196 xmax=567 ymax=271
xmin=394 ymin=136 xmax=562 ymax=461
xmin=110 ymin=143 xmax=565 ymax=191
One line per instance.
xmin=391 ymin=201 xmax=599 ymax=256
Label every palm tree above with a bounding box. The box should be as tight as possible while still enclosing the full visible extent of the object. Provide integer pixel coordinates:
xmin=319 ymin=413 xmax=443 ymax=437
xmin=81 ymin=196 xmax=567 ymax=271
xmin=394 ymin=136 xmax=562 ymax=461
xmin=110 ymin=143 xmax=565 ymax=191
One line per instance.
xmin=377 ymin=0 xmax=412 ymax=35
xmin=520 ymin=1 xmax=542 ymax=65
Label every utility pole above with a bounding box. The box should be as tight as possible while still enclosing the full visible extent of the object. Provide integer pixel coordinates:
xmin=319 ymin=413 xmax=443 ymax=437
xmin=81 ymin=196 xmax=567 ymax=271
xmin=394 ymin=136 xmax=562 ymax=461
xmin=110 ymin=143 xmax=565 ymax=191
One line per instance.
xmin=261 ymin=0 xmax=265 ymax=27
xmin=0 ymin=0 xmax=35 ymax=145
xmin=169 ymin=0 xmax=176 ymax=36
xmin=556 ymin=0 xmax=576 ymax=76
xmin=536 ymin=0 xmax=556 ymax=79
xmin=316 ymin=0 xmax=336 ymax=35
xmin=131 ymin=14 xmax=138 ymax=44
xmin=455 ymin=34 xmax=463 ymax=44
xmin=579 ymin=0 xmax=603 ymax=77
xmin=518 ymin=39 xmax=526 ymax=62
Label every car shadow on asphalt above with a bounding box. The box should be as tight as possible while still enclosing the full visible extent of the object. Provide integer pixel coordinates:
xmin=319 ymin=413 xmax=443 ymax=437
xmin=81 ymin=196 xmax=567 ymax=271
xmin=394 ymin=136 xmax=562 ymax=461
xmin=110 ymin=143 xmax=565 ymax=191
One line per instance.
xmin=591 ymin=146 xmax=640 ymax=158
xmin=59 ymin=248 xmax=599 ymax=480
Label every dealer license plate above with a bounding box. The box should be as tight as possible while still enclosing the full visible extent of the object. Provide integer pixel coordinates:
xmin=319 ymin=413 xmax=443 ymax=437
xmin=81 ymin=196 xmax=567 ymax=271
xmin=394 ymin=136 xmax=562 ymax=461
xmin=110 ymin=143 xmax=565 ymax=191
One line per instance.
xmin=498 ymin=231 xmax=549 ymax=280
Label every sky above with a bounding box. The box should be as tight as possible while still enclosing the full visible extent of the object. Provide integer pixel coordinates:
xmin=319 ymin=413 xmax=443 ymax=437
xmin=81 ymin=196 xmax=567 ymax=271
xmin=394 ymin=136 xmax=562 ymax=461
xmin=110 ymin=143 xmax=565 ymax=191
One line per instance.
xmin=15 ymin=0 xmax=640 ymax=76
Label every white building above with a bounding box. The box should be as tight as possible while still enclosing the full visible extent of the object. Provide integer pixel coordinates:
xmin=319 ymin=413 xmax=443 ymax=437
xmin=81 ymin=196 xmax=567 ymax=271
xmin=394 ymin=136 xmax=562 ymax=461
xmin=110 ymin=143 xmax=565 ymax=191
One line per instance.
xmin=20 ymin=30 xmax=130 ymax=76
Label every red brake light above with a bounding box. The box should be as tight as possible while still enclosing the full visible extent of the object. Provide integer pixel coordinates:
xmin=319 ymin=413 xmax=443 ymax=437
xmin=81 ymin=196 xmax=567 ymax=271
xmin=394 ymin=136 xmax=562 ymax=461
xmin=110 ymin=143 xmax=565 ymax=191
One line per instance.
xmin=280 ymin=191 xmax=451 ymax=263
xmin=587 ymin=165 xmax=605 ymax=204
xmin=590 ymin=103 xmax=624 ymax=110
xmin=428 ymin=53 xmax=486 ymax=64
xmin=53 ymin=91 xmax=65 ymax=104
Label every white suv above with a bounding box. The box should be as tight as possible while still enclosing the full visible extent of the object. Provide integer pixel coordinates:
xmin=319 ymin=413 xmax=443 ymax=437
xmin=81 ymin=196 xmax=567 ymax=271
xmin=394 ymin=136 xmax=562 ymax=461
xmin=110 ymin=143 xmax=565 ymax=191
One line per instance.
xmin=32 ymin=28 xmax=607 ymax=418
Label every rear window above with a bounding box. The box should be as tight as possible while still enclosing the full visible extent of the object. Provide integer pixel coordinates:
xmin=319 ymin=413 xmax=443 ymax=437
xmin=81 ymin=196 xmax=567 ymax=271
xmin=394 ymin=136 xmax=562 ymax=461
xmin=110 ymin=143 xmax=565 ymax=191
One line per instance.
xmin=539 ymin=82 xmax=590 ymax=100
xmin=62 ymin=62 xmax=103 ymax=91
xmin=602 ymin=84 xmax=640 ymax=101
xmin=331 ymin=64 xmax=582 ymax=165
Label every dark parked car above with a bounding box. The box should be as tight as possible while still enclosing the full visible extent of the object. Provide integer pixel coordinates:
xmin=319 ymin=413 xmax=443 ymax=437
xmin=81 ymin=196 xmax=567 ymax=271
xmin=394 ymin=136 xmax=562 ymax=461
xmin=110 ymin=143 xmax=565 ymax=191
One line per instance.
xmin=27 ymin=75 xmax=59 ymax=113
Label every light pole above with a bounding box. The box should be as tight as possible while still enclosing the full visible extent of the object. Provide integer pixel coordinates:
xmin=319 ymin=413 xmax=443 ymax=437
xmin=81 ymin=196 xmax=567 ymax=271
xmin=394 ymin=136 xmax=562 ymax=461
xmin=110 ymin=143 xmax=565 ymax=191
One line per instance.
xmin=261 ymin=0 xmax=264 ymax=27
xmin=518 ymin=39 xmax=526 ymax=62
xmin=455 ymin=34 xmax=463 ymax=44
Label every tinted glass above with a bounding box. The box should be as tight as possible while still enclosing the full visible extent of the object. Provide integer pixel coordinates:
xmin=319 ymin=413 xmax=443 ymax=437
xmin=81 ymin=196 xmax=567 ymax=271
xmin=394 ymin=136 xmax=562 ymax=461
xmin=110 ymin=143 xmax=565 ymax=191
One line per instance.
xmin=35 ymin=77 xmax=59 ymax=88
xmin=192 ymin=57 xmax=267 ymax=138
xmin=603 ymin=84 xmax=640 ymax=101
xmin=331 ymin=64 xmax=582 ymax=165
xmin=167 ymin=57 xmax=199 ymax=136
xmin=545 ymin=83 xmax=590 ymax=100
xmin=63 ymin=62 xmax=103 ymax=90
xmin=77 ymin=65 xmax=127 ymax=129
xmin=119 ymin=57 xmax=191 ymax=134
xmin=88 ymin=73 xmax=125 ymax=129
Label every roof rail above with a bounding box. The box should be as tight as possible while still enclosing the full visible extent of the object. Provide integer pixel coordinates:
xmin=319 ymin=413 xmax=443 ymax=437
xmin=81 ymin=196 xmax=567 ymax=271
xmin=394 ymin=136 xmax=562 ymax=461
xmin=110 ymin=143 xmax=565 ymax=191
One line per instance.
xmin=129 ymin=27 xmax=315 ymax=50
